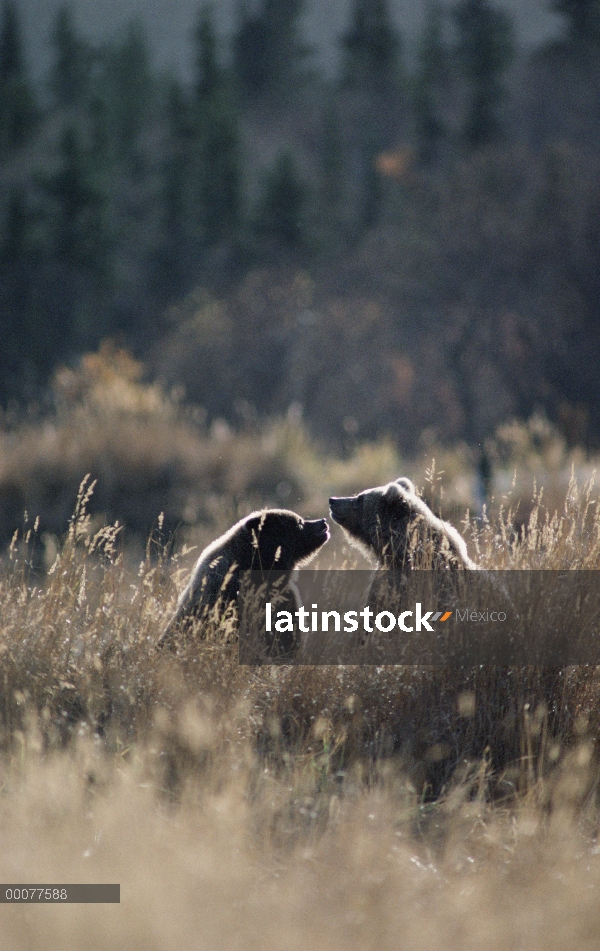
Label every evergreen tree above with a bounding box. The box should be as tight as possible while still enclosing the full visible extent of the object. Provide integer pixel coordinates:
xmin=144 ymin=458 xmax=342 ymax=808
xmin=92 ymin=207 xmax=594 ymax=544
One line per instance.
xmin=43 ymin=124 xmax=112 ymax=284
xmin=158 ymin=77 xmax=205 ymax=289
xmin=233 ymin=0 xmax=308 ymax=100
xmin=256 ymin=151 xmax=305 ymax=246
xmin=0 ymin=0 xmax=20 ymax=80
xmin=88 ymin=93 xmax=111 ymax=161
xmin=340 ymin=0 xmax=402 ymax=233
xmin=357 ymin=125 xmax=383 ymax=230
xmin=195 ymin=3 xmax=221 ymax=101
xmin=166 ymin=75 xmax=195 ymax=144
xmin=341 ymin=0 xmax=400 ymax=95
xmin=40 ymin=124 xmax=114 ymax=345
xmin=1 ymin=188 xmax=33 ymax=397
xmin=454 ymin=0 xmax=515 ymax=150
xmin=414 ymin=2 xmax=449 ymax=164
xmin=0 ymin=0 xmax=37 ymax=151
xmin=552 ymin=0 xmax=600 ymax=44
xmin=1 ymin=188 xmax=63 ymax=399
xmin=190 ymin=8 xmax=242 ymax=244
xmin=102 ymin=20 xmax=153 ymax=161
xmin=199 ymin=92 xmax=242 ymax=242
xmin=157 ymin=80 xmax=191 ymax=290
xmin=233 ymin=2 xmax=267 ymax=97
xmin=50 ymin=4 xmax=91 ymax=109
xmin=320 ymin=100 xmax=345 ymax=233
xmin=157 ymin=75 xmax=242 ymax=295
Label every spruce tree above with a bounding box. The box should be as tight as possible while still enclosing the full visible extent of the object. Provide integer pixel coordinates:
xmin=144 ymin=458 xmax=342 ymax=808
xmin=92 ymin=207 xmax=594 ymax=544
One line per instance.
xmin=40 ymin=124 xmax=114 ymax=345
xmin=341 ymin=0 xmax=400 ymax=95
xmin=0 ymin=0 xmax=37 ymax=151
xmin=256 ymin=150 xmax=305 ymax=246
xmin=199 ymin=92 xmax=242 ymax=243
xmin=454 ymin=0 xmax=515 ymax=150
xmin=414 ymin=2 xmax=449 ymax=164
xmin=195 ymin=3 xmax=221 ymax=100
xmin=339 ymin=0 xmax=402 ymax=234
xmin=320 ymin=100 xmax=345 ymax=235
xmin=191 ymin=6 xmax=242 ymax=244
xmin=44 ymin=124 xmax=111 ymax=276
xmin=103 ymin=21 xmax=153 ymax=160
xmin=0 ymin=188 xmax=70 ymax=397
xmin=50 ymin=5 xmax=91 ymax=109
xmin=1 ymin=188 xmax=32 ymax=398
xmin=157 ymin=78 xmax=195 ymax=291
xmin=233 ymin=0 xmax=308 ymax=100
xmin=0 ymin=0 xmax=20 ymax=81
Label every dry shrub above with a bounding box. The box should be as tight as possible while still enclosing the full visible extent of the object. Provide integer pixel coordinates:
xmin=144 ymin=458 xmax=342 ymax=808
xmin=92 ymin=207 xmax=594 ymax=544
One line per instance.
xmin=0 ymin=342 xmax=309 ymax=547
xmin=4 ymin=341 xmax=600 ymax=577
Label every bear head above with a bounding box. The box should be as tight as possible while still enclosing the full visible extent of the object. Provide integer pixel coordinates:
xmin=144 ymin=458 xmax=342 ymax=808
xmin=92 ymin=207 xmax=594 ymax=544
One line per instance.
xmin=240 ymin=509 xmax=330 ymax=571
xmin=329 ymin=477 xmax=471 ymax=569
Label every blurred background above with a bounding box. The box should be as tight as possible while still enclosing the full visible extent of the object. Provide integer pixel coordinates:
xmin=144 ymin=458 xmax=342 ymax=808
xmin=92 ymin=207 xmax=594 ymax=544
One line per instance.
xmin=1 ymin=0 xmax=599 ymax=548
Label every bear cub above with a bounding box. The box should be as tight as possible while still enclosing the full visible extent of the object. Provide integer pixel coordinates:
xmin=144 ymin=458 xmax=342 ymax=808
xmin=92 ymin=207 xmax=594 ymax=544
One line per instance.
xmin=329 ymin=477 xmax=476 ymax=571
xmin=158 ymin=509 xmax=329 ymax=652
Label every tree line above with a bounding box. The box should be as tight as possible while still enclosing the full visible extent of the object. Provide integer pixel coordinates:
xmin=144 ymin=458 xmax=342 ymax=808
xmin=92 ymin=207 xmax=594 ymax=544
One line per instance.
xmin=1 ymin=0 xmax=600 ymax=447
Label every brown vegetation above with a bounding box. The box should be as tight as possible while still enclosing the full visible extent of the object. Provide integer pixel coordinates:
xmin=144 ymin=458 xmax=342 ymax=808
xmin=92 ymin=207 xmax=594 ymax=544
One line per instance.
xmin=0 ymin=341 xmax=595 ymax=553
xmin=1 ymin=449 xmax=600 ymax=944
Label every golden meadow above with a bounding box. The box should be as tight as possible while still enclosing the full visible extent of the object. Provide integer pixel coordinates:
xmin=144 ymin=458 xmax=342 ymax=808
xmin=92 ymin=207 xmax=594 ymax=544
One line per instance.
xmin=2 ymin=345 xmax=600 ymax=949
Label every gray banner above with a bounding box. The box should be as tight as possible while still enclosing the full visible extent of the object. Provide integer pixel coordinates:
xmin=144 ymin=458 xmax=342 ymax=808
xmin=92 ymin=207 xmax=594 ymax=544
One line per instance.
xmin=238 ymin=570 xmax=600 ymax=665
xmin=0 ymin=885 xmax=120 ymax=903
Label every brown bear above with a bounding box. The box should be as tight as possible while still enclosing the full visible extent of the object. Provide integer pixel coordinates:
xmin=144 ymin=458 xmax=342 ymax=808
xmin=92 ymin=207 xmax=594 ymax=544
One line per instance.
xmin=329 ymin=477 xmax=476 ymax=571
xmin=158 ymin=509 xmax=329 ymax=653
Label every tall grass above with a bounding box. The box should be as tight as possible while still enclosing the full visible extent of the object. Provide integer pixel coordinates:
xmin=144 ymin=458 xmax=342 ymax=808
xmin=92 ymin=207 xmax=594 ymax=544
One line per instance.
xmin=3 ymin=346 xmax=600 ymax=945
xmin=1 ymin=470 xmax=600 ymax=947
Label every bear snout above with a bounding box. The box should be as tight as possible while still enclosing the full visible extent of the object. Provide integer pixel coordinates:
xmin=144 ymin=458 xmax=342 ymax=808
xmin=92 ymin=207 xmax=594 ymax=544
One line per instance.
xmin=306 ymin=517 xmax=329 ymax=540
xmin=329 ymin=497 xmax=355 ymax=527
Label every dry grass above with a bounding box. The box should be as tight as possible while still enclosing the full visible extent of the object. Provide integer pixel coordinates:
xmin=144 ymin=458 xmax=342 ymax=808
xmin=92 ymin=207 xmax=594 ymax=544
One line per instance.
xmin=1 ymin=470 xmax=600 ymax=948
xmin=2 ymin=739 xmax=600 ymax=951
xmin=3 ymin=346 xmax=600 ymax=945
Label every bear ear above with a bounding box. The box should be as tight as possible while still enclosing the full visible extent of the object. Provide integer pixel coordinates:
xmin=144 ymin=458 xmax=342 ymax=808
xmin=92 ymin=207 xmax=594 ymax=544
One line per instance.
xmin=384 ymin=482 xmax=402 ymax=503
xmin=396 ymin=477 xmax=415 ymax=493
